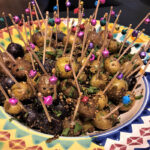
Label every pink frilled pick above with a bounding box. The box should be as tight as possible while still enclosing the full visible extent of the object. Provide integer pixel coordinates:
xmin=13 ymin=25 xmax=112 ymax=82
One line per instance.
xmin=91 ymin=19 xmax=97 ymax=26
xmin=65 ymin=64 xmax=71 ymax=72
xmin=102 ymin=48 xmax=109 ymax=58
xmin=43 ymin=96 xmax=53 ymax=106
xmin=55 ymin=18 xmax=61 ymax=25
xmin=90 ymin=54 xmax=95 ymax=61
xmin=144 ymin=18 xmax=150 ymax=24
xmin=9 ymin=98 xmax=18 ymax=105
xmin=25 ymin=8 xmax=30 ymax=14
xmin=30 ymin=43 xmax=36 ymax=50
xmin=29 ymin=70 xmax=37 ymax=78
xmin=49 ymin=75 xmax=58 ymax=85
xmin=100 ymin=0 xmax=106 ymax=4
xmin=13 ymin=16 xmax=20 ymax=24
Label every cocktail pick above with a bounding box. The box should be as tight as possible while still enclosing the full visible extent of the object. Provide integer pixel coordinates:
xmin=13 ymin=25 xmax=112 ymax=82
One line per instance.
xmin=0 ymin=44 xmax=16 ymax=64
xmin=43 ymin=11 xmax=49 ymax=65
xmin=27 ymin=16 xmax=32 ymax=42
xmin=63 ymin=19 xmax=74 ymax=56
xmin=77 ymin=49 xmax=94 ymax=79
xmin=28 ymin=2 xmax=34 ymax=33
xmin=34 ymin=0 xmax=44 ymax=21
xmin=2 ymin=12 xmax=13 ymax=43
xmin=56 ymin=0 xmax=60 ymax=18
xmin=103 ymin=71 xmax=120 ymax=95
xmin=22 ymin=14 xmax=28 ymax=43
xmin=117 ymin=29 xmax=145 ymax=62
xmin=66 ymin=0 xmax=71 ymax=34
xmin=118 ymin=24 xmax=132 ymax=55
xmin=0 ymin=83 xmax=9 ymax=100
xmin=38 ymin=93 xmax=52 ymax=122
xmin=94 ymin=0 xmax=101 ymax=20
xmin=8 ymin=14 xmax=26 ymax=46
xmin=132 ymin=59 xmax=150 ymax=94
xmin=81 ymin=40 xmax=90 ymax=60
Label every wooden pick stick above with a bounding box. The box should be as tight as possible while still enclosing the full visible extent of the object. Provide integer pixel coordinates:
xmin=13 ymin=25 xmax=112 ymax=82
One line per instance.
xmin=0 ymin=61 xmax=18 ymax=84
xmin=56 ymin=0 xmax=60 ymax=18
xmin=22 ymin=14 xmax=28 ymax=43
xmin=30 ymin=49 xmax=48 ymax=75
xmin=126 ymin=63 xmax=143 ymax=79
xmin=38 ymin=93 xmax=51 ymax=122
xmin=34 ymin=0 xmax=44 ymax=21
xmin=103 ymin=103 xmax=123 ymax=119
xmin=132 ymin=59 xmax=150 ymax=94
xmin=0 ymin=83 xmax=9 ymax=99
xmin=77 ymin=49 xmax=94 ymax=79
xmin=110 ymin=10 xmax=122 ymax=34
xmin=118 ymin=24 xmax=132 ymax=55
xmin=126 ymin=13 xmax=150 ymax=40
xmin=103 ymin=71 xmax=120 ymax=95
xmin=43 ymin=11 xmax=49 ymax=65
xmin=52 ymin=69 xmax=57 ymax=99
xmin=29 ymin=2 xmax=34 ymax=33
xmin=8 ymin=14 xmax=26 ymax=46
xmin=63 ymin=19 xmax=74 ymax=56
xmin=24 ymin=71 xmax=36 ymax=95
xmin=66 ymin=0 xmax=70 ymax=35
xmin=48 ymin=27 xmax=53 ymax=47
xmin=33 ymin=5 xmax=44 ymax=36
xmin=27 ymin=16 xmax=32 ymax=42
xmin=94 ymin=0 xmax=101 ymax=20
xmin=81 ymin=40 xmax=90 ymax=60
xmin=117 ymin=29 xmax=145 ymax=62
xmin=0 ymin=45 xmax=16 ymax=64
xmin=2 ymin=12 xmax=13 ymax=43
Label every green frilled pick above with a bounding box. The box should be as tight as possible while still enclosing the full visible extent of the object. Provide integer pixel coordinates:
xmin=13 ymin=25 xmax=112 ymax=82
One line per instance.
xmin=48 ymin=18 xmax=55 ymax=27
xmin=100 ymin=19 xmax=106 ymax=26
xmin=0 ymin=17 xmax=4 ymax=22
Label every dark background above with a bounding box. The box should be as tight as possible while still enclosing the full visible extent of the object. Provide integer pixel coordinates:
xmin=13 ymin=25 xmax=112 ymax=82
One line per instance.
xmin=0 ymin=0 xmax=149 ymax=35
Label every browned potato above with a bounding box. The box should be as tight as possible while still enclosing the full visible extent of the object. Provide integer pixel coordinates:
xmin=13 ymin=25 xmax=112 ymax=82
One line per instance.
xmin=82 ymin=121 xmax=95 ymax=133
xmin=4 ymin=100 xmax=22 ymax=115
xmin=32 ymin=32 xmax=44 ymax=47
xmin=90 ymin=74 xmax=108 ymax=89
xmin=93 ymin=110 xmax=113 ymax=130
xmin=37 ymin=75 xmax=54 ymax=96
xmin=10 ymin=82 xmax=34 ymax=101
xmin=56 ymin=57 xmax=79 ymax=78
xmin=90 ymin=60 xmax=101 ymax=74
xmin=108 ymin=39 xmax=121 ymax=53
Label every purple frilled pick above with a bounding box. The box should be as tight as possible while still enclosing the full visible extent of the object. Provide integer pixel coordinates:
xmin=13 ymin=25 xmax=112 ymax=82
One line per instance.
xmin=31 ymin=0 xmax=35 ymax=5
xmin=30 ymin=43 xmax=35 ymax=50
xmin=9 ymin=98 xmax=18 ymax=105
xmin=29 ymin=70 xmax=37 ymax=78
xmin=43 ymin=96 xmax=53 ymax=106
xmin=140 ymin=51 xmax=146 ymax=59
xmin=132 ymin=30 xmax=138 ymax=37
xmin=77 ymin=31 xmax=84 ymax=38
xmin=102 ymin=48 xmax=109 ymax=58
xmin=13 ymin=16 xmax=20 ymax=24
xmin=66 ymin=1 xmax=71 ymax=7
xmin=25 ymin=8 xmax=30 ymax=14
xmin=90 ymin=54 xmax=95 ymax=62
xmin=117 ymin=73 xmax=123 ymax=80
xmin=55 ymin=18 xmax=61 ymax=25
xmin=65 ymin=64 xmax=71 ymax=72
xmin=91 ymin=19 xmax=97 ymax=26
xmin=88 ymin=42 xmax=94 ymax=49
xmin=49 ymin=75 xmax=58 ymax=85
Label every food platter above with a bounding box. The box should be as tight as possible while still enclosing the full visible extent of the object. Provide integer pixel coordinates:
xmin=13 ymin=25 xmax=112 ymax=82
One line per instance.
xmin=0 ymin=18 xmax=149 ymax=150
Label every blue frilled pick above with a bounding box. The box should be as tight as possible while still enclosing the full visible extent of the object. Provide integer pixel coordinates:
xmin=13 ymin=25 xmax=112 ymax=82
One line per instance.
xmin=122 ymin=95 xmax=131 ymax=105
xmin=53 ymin=5 xmax=58 ymax=11
xmin=94 ymin=1 xmax=98 ymax=7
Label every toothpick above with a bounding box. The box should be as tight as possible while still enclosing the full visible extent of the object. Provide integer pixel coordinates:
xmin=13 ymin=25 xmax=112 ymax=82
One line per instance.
xmin=77 ymin=49 xmax=94 ymax=79
xmin=0 ymin=44 xmax=16 ymax=64
xmin=117 ymin=29 xmax=145 ymax=62
xmin=48 ymin=27 xmax=53 ymax=47
xmin=22 ymin=14 xmax=28 ymax=43
xmin=66 ymin=0 xmax=70 ymax=34
xmin=38 ymin=93 xmax=52 ymax=122
xmin=110 ymin=10 xmax=122 ymax=34
xmin=52 ymin=69 xmax=57 ymax=100
xmin=81 ymin=40 xmax=90 ymax=60
xmin=132 ymin=59 xmax=150 ymax=94
xmin=27 ymin=16 xmax=32 ymax=42
xmin=94 ymin=0 xmax=101 ymax=20
xmin=0 ymin=61 xmax=18 ymax=84
xmin=118 ymin=24 xmax=132 ymax=55
xmin=103 ymin=71 xmax=120 ymax=95
xmin=63 ymin=19 xmax=74 ymax=56
xmin=8 ymin=14 xmax=26 ymax=46
xmin=2 ymin=12 xmax=13 ymax=43
xmin=56 ymin=0 xmax=60 ymax=18
xmin=30 ymin=49 xmax=48 ymax=75
xmin=29 ymin=2 xmax=34 ymax=33
xmin=34 ymin=0 xmax=44 ymax=21
xmin=43 ymin=11 xmax=49 ymax=65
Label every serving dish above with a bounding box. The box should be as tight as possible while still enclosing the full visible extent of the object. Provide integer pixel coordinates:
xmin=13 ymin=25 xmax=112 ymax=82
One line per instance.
xmin=0 ymin=18 xmax=150 ymax=150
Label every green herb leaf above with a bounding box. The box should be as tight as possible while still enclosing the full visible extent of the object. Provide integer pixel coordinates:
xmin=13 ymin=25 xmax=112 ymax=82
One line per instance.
xmin=53 ymin=110 xmax=62 ymax=117
xmin=135 ymin=95 xmax=143 ymax=100
xmin=62 ymin=128 xmax=70 ymax=136
xmin=74 ymin=122 xmax=82 ymax=134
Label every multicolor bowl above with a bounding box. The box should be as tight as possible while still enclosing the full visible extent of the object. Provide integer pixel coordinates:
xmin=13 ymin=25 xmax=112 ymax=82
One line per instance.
xmin=0 ymin=19 xmax=150 ymax=150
